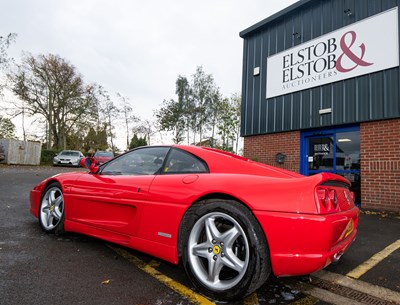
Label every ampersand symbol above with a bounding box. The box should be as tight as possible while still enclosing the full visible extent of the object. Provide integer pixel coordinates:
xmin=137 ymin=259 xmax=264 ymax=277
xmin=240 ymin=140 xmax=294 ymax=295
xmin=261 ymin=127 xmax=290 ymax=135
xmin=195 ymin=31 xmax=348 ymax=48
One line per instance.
xmin=336 ymin=31 xmax=373 ymax=73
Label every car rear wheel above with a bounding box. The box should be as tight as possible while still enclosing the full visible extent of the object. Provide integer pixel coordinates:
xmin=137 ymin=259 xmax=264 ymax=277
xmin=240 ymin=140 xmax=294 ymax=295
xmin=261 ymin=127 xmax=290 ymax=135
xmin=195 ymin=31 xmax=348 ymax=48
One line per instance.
xmin=180 ymin=199 xmax=271 ymax=301
xmin=39 ymin=182 xmax=65 ymax=234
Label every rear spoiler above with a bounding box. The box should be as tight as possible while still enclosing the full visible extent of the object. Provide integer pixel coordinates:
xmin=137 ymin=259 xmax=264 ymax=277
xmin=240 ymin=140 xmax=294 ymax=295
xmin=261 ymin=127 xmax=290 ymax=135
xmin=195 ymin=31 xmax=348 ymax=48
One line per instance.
xmin=315 ymin=172 xmax=351 ymax=187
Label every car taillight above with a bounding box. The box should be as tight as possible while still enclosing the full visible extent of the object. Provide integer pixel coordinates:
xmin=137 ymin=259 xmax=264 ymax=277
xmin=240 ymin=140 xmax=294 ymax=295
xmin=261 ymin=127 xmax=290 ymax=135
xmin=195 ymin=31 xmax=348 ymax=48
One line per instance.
xmin=317 ymin=188 xmax=329 ymax=208
xmin=316 ymin=186 xmax=338 ymax=212
xmin=329 ymin=189 xmax=338 ymax=208
xmin=350 ymin=191 xmax=355 ymax=202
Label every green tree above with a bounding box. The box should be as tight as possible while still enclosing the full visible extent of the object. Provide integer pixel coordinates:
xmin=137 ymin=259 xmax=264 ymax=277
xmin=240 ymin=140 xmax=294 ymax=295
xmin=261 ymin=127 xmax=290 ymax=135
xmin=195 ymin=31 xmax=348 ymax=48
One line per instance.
xmin=175 ymin=75 xmax=193 ymax=144
xmin=129 ymin=134 xmax=147 ymax=149
xmin=155 ymin=67 xmax=239 ymax=148
xmin=230 ymin=93 xmax=242 ymax=154
xmin=191 ymin=66 xmax=216 ymax=143
xmin=217 ymin=95 xmax=241 ymax=153
xmin=154 ymin=75 xmax=190 ymax=144
xmin=208 ymin=87 xmax=223 ymax=147
xmin=8 ymin=53 xmax=98 ymax=150
xmin=155 ymin=69 xmax=217 ymax=145
xmin=0 ymin=115 xmax=16 ymax=139
xmin=154 ymin=99 xmax=185 ymax=144
xmin=82 ymin=125 xmax=108 ymax=153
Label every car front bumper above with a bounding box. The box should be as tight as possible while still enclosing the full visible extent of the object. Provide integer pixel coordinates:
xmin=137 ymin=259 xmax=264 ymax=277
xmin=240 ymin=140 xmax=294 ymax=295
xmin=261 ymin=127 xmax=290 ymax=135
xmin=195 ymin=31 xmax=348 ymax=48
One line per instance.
xmin=53 ymin=159 xmax=80 ymax=166
xmin=30 ymin=188 xmax=42 ymax=218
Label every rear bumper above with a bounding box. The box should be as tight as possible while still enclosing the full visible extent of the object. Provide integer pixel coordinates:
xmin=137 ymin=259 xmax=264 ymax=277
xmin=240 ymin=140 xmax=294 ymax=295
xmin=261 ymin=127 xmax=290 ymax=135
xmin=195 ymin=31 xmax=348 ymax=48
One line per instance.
xmin=254 ymin=206 xmax=359 ymax=276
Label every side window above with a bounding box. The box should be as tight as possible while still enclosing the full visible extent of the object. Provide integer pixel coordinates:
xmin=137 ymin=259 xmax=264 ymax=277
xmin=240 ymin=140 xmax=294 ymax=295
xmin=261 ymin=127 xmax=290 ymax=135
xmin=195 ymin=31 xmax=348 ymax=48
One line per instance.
xmin=101 ymin=147 xmax=169 ymax=175
xmin=163 ymin=148 xmax=208 ymax=174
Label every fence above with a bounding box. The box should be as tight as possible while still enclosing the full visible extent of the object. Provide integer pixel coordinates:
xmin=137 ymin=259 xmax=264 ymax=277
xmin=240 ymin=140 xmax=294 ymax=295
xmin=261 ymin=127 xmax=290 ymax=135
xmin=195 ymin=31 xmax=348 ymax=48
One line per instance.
xmin=0 ymin=139 xmax=41 ymax=165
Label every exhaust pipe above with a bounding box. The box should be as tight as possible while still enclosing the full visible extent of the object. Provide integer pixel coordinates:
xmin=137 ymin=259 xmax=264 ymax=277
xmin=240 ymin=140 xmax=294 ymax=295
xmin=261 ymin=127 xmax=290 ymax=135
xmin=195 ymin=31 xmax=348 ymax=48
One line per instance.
xmin=333 ymin=251 xmax=344 ymax=263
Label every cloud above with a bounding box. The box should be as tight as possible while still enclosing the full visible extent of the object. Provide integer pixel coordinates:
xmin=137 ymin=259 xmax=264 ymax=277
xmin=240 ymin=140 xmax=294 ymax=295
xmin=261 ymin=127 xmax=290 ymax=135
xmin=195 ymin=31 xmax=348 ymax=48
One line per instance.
xmin=1 ymin=0 xmax=298 ymax=146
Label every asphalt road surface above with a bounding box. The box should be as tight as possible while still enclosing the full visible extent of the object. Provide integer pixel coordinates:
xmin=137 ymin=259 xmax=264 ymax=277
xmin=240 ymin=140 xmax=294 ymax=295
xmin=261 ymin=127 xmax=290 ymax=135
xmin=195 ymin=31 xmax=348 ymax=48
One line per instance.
xmin=1 ymin=165 xmax=399 ymax=305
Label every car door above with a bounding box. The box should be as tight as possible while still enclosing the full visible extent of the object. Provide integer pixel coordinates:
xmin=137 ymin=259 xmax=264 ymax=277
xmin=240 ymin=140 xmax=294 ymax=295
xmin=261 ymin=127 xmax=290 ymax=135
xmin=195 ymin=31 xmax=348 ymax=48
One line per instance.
xmin=67 ymin=146 xmax=170 ymax=237
xmin=138 ymin=147 xmax=209 ymax=245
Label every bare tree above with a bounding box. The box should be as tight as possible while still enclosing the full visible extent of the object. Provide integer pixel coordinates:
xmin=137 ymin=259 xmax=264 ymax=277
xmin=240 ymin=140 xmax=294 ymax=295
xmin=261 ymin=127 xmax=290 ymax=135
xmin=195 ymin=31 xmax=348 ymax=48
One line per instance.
xmin=0 ymin=33 xmax=16 ymax=70
xmin=95 ymin=87 xmax=119 ymax=152
xmin=133 ymin=118 xmax=155 ymax=145
xmin=117 ymin=92 xmax=138 ymax=150
xmin=8 ymin=53 xmax=97 ymax=150
xmin=0 ymin=33 xmax=17 ymax=95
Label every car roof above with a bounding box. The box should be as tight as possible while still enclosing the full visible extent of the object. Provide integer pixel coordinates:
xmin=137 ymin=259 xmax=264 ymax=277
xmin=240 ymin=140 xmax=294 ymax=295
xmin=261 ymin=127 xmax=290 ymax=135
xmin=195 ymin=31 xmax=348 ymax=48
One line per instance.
xmin=173 ymin=145 xmax=302 ymax=178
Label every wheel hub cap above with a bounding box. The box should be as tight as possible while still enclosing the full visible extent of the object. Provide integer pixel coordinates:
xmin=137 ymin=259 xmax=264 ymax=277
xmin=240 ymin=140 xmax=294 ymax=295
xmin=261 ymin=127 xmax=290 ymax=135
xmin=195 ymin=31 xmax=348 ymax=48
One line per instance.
xmin=213 ymin=245 xmax=221 ymax=255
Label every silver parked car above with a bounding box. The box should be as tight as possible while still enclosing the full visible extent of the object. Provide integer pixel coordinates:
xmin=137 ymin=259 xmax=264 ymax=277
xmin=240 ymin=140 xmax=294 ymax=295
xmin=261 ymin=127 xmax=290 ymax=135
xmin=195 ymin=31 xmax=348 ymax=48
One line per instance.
xmin=53 ymin=150 xmax=84 ymax=167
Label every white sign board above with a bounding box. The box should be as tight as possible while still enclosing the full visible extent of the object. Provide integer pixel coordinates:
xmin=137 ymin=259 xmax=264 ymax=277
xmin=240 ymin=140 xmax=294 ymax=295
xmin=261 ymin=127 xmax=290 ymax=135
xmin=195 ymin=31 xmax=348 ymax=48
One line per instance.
xmin=266 ymin=7 xmax=399 ymax=99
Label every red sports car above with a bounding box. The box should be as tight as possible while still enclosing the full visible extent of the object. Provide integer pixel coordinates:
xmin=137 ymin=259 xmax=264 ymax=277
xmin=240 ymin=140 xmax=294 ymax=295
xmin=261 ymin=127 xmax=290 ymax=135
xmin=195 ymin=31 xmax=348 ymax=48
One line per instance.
xmin=30 ymin=145 xmax=359 ymax=301
xmin=93 ymin=150 xmax=114 ymax=165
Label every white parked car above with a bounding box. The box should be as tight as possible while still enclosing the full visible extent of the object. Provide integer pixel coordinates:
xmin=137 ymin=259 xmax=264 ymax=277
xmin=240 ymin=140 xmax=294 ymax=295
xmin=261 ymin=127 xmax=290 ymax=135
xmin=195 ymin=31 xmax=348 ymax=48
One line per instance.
xmin=53 ymin=150 xmax=84 ymax=167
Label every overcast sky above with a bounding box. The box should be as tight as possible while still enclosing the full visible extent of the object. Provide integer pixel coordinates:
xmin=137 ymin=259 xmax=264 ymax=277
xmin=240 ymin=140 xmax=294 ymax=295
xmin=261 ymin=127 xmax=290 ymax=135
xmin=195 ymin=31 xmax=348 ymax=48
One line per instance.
xmin=1 ymin=0 xmax=298 ymax=147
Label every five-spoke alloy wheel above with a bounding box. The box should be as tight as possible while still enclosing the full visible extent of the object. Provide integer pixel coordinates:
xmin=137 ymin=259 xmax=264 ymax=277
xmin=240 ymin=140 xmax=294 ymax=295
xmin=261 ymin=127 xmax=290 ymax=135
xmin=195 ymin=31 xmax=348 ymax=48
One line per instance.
xmin=181 ymin=199 xmax=271 ymax=301
xmin=188 ymin=212 xmax=249 ymax=291
xmin=39 ymin=182 xmax=65 ymax=234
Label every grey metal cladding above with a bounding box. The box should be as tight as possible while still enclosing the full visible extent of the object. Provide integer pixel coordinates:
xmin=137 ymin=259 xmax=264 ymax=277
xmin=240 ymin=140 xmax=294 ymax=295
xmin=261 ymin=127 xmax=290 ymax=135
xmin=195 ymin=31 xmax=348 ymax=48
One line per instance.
xmin=240 ymin=0 xmax=400 ymax=137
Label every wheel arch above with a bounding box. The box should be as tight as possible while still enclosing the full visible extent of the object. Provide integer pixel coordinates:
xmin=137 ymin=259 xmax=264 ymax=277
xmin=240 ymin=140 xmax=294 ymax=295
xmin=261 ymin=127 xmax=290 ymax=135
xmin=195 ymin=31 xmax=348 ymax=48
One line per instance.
xmin=177 ymin=192 xmax=269 ymax=260
xmin=37 ymin=179 xmax=65 ymax=219
xmin=38 ymin=178 xmax=62 ymax=198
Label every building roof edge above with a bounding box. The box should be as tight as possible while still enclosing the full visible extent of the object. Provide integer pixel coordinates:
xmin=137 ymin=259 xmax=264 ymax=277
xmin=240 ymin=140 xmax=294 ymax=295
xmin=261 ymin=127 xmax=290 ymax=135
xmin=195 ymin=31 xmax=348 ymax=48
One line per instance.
xmin=239 ymin=0 xmax=314 ymax=38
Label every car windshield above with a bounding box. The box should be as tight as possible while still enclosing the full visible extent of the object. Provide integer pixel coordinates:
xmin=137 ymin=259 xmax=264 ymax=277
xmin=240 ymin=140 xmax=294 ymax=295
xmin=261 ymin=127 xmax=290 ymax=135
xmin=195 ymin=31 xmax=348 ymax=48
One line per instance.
xmin=95 ymin=151 xmax=114 ymax=157
xmin=60 ymin=151 xmax=79 ymax=156
xmin=101 ymin=147 xmax=169 ymax=176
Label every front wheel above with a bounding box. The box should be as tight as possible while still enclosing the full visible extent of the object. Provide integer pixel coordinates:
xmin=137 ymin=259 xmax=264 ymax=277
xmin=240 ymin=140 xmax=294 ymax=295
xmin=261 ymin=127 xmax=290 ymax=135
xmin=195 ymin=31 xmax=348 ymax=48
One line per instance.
xmin=39 ymin=182 xmax=65 ymax=234
xmin=180 ymin=199 xmax=271 ymax=301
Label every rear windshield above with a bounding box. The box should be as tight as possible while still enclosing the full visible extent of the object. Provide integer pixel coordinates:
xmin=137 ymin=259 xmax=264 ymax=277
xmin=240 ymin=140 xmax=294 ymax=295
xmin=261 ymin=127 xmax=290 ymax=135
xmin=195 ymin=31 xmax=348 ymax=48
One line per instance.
xmin=95 ymin=151 xmax=114 ymax=157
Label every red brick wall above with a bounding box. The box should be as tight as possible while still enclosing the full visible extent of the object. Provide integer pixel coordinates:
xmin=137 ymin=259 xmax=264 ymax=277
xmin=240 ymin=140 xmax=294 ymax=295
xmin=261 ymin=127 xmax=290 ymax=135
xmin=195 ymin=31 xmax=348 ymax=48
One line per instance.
xmin=360 ymin=119 xmax=400 ymax=212
xmin=243 ymin=131 xmax=300 ymax=173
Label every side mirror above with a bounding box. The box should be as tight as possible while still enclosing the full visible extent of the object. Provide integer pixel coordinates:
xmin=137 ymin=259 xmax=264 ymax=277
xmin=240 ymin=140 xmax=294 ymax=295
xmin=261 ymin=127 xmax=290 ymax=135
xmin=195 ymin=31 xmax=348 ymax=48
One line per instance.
xmin=80 ymin=157 xmax=99 ymax=173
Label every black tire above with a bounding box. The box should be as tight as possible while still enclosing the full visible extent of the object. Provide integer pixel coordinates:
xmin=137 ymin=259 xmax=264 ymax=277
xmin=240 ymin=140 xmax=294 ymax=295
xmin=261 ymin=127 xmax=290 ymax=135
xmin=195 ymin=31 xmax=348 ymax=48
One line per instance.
xmin=180 ymin=199 xmax=271 ymax=301
xmin=38 ymin=182 xmax=65 ymax=235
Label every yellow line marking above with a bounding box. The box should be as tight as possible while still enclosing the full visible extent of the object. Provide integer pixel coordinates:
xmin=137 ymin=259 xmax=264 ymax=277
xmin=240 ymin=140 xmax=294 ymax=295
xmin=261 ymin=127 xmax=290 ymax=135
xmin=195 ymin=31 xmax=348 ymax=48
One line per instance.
xmin=148 ymin=260 xmax=160 ymax=268
xmin=346 ymin=239 xmax=400 ymax=279
xmin=243 ymin=292 xmax=259 ymax=305
xmin=108 ymin=245 xmax=216 ymax=305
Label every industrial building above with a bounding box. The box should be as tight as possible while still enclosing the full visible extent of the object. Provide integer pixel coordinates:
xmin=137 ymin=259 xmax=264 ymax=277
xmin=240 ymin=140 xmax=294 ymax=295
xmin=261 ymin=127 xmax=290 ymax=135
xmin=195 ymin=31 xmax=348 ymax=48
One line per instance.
xmin=240 ymin=0 xmax=400 ymax=211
